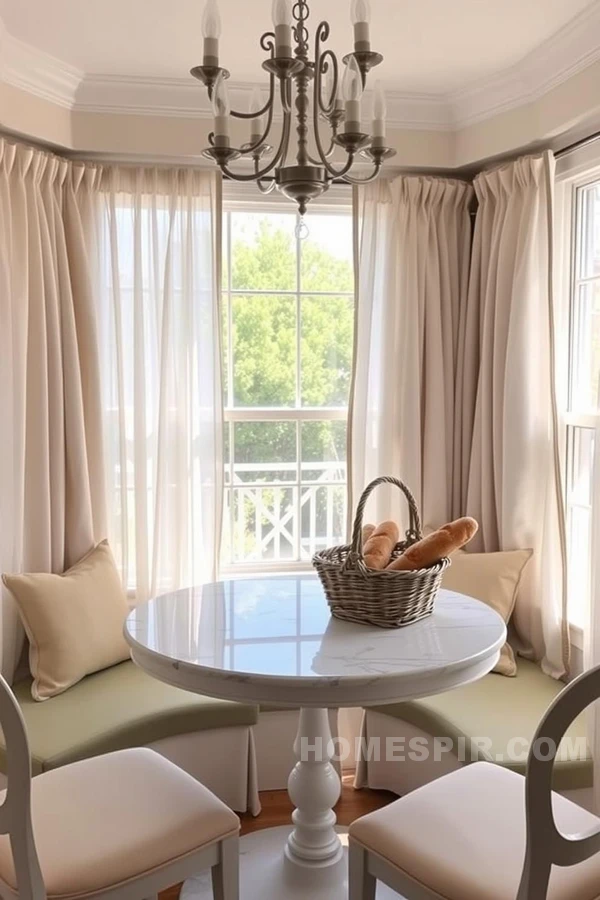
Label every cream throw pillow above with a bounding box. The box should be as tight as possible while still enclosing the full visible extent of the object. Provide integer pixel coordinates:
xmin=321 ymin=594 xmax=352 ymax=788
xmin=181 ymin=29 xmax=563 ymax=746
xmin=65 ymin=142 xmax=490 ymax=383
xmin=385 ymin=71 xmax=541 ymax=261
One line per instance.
xmin=2 ymin=541 xmax=130 ymax=701
xmin=441 ymin=548 xmax=533 ymax=677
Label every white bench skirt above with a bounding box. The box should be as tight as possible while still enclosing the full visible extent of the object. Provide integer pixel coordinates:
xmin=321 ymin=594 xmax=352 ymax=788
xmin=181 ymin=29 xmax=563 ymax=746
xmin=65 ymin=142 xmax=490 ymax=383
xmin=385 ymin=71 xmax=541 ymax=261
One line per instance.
xmin=355 ymin=709 xmax=594 ymax=811
xmin=150 ymin=725 xmax=260 ymax=815
xmin=355 ymin=709 xmax=464 ymax=795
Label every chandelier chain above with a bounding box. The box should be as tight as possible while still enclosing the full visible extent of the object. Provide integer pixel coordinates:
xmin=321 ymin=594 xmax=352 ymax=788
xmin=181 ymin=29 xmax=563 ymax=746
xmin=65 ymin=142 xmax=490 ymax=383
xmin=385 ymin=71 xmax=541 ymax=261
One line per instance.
xmin=292 ymin=1 xmax=310 ymax=62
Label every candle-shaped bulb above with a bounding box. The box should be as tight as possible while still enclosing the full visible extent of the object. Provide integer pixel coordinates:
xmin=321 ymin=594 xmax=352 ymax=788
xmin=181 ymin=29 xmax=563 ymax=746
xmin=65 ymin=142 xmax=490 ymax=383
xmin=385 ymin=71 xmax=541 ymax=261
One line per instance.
xmin=202 ymin=0 xmax=221 ymax=66
xmin=342 ymin=55 xmax=364 ymax=102
xmin=343 ymin=56 xmax=363 ymax=133
xmin=272 ymin=0 xmax=293 ymax=57
xmin=212 ymin=72 xmax=230 ymax=142
xmin=272 ymin=0 xmax=292 ymax=25
xmin=351 ymin=0 xmax=371 ymax=50
xmin=249 ymin=87 xmax=265 ymax=143
xmin=372 ymin=80 xmax=386 ymax=138
xmin=351 ymin=0 xmax=371 ymax=24
xmin=202 ymin=0 xmax=222 ymax=37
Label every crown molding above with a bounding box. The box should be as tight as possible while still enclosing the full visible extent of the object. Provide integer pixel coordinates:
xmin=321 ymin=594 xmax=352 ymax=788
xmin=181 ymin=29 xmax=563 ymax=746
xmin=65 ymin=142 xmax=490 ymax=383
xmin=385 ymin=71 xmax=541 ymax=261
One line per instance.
xmin=449 ymin=0 xmax=600 ymax=127
xmin=0 ymin=17 xmax=81 ymax=109
xmin=1 ymin=2 xmax=600 ymax=132
xmin=74 ymin=74 xmax=451 ymax=130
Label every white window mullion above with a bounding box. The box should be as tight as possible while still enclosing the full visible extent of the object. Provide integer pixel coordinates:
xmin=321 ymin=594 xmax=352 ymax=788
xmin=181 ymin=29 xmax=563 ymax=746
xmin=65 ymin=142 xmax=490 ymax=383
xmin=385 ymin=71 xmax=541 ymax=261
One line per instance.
xmin=564 ymin=175 xmax=600 ymax=627
xmin=224 ymin=407 xmax=347 ymax=422
xmin=220 ymin=196 xmax=353 ymax=572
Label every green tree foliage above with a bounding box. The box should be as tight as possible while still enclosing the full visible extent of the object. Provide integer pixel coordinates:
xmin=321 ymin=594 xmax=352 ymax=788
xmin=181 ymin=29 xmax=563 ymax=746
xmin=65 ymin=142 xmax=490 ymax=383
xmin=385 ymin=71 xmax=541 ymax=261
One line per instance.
xmin=226 ymin=218 xmax=354 ymax=473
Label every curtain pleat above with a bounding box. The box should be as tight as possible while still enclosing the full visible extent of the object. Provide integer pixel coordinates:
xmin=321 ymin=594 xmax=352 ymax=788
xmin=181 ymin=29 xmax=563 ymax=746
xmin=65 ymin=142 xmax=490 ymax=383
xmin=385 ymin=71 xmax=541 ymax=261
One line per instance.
xmin=351 ymin=154 xmax=568 ymax=678
xmin=97 ymin=167 xmax=223 ymax=601
xmin=461 ymin=152 xmax=569 ymax=678
xmin=0 ymin=139 xmax=106 ymax=680
xmin=350 ymin=175 xmax=473 ymax=530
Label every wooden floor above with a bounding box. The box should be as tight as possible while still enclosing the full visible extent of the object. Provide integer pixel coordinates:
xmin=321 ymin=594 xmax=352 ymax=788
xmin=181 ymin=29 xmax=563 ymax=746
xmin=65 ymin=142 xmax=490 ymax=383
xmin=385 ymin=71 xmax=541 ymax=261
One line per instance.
xmin=159 ymin=778 xmax=394 ymax=900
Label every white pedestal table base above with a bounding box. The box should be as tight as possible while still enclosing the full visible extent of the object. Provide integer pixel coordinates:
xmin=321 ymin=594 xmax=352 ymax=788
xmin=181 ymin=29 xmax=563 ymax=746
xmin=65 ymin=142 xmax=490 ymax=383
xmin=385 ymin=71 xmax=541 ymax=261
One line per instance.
xmin=182 ymin=708 xmax=403 ymax=898
xmin=181 ymin=826 xmax=403 ymax=900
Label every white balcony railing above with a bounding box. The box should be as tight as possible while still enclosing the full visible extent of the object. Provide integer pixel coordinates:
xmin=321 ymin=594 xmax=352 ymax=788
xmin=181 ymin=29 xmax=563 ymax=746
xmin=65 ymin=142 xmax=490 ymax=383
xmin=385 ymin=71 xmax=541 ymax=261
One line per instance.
xmin=224 ymin=460 xmax=347 ymax=566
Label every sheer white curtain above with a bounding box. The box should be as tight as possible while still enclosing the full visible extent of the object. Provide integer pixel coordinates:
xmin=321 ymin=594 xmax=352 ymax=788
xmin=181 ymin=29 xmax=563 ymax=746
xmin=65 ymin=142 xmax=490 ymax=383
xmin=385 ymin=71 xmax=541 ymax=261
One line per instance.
xmin=461 ymin=152 xmax=569 ymax=679
xmin=587 ymin=425 xmax=600 ymax=810
xmin=350 ymin=176 xmax=473 ymax=529
xmin=0 ymin=139 xmax=106 ymax=678
xmin=97 ymin=167 xmax=223 ymax=601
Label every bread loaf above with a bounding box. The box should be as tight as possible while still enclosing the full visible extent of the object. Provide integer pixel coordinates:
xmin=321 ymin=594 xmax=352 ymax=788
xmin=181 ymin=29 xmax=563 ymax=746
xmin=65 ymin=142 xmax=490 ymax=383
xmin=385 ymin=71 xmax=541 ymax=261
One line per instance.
xmin=361 ymin=524 xmax=376 ymax=546
xmin=363 ymin=521 xmax=400 ymax=569
xmin=386 ymin=517 xmax=478 ymax=571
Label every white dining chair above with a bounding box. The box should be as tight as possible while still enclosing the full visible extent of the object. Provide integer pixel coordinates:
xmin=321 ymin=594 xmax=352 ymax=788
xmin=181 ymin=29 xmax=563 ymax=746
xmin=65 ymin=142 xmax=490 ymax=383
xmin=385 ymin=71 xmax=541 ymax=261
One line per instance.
xmin=0 ymin=672 xmax=239 ymax=900
xmin=349 ymin=663 xmax=600 ymax=900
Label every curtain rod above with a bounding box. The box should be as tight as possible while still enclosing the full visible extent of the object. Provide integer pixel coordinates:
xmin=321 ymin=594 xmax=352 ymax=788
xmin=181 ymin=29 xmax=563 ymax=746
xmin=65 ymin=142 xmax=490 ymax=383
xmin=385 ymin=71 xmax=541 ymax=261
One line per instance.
xmin=555 ymin=129 xmax=600 ymax=159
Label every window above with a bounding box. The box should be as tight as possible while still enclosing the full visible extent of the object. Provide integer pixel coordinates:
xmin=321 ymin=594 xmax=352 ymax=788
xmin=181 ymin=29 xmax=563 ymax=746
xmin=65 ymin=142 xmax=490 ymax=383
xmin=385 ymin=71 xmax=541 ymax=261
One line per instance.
xmin=565 ymin=180 xmax=600 ymax=628
xmin=220 ymin=196 xmax=354 ymax=569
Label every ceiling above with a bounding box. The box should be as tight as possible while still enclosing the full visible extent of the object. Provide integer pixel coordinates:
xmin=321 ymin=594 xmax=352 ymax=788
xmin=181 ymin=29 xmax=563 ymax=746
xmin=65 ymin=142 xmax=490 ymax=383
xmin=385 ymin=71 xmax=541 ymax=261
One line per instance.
xmin=0 ymin=0 xmax=596 ymax=94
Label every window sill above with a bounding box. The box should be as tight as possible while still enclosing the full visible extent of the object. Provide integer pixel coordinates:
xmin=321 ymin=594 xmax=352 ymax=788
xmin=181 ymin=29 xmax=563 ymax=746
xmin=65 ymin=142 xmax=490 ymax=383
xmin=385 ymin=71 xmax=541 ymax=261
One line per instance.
xmin=570 ymin=622 xmax=584 ymax=651
xmin=220 ymin=561 xmax=314 ymax=579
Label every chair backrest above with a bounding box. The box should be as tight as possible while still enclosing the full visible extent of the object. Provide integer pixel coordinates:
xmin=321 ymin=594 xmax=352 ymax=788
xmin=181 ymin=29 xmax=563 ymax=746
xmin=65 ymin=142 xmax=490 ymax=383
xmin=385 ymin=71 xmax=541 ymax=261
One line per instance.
xmin=0 ymin=674 xmax=45 ymax=900
xmin=517 ymin=663 xmax=600 ymax=900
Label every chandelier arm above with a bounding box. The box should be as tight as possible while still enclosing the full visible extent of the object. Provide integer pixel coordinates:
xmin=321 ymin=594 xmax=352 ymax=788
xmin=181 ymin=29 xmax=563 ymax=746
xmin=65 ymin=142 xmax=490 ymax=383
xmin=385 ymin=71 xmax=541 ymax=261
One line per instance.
xmin=254 ymin=143 xmax=276 ymax=194
xmin=280 ymin=77 xmax=293 ymax=116
xmin=312 ymin=108 xmax=356 ymax=178
xmin=342 ymin=163 xmax=384 ymax=185
xmin=234 ymin=74 xmax=277 ymax=156
xmin=229 ymin=86 xmax=274 ymax=120
xmin=256 ymin=176 xmax=277 ymax=194
xmin=309 ymin=22 xmax=357 ymax=178
xmin=307 ymin=139 xmax=336 ymax=165
xmin=312 ymin=82 xmax=356 ymax=177
xmin=317 ymin=48 xmax=338 ymax=117
xmin=219 ymin=110 xmax=292 ymax=182
xmin=260 ymin=31 xmax=276 ymax=54
xmin=229 ymin=32 xmax=275 ymax=120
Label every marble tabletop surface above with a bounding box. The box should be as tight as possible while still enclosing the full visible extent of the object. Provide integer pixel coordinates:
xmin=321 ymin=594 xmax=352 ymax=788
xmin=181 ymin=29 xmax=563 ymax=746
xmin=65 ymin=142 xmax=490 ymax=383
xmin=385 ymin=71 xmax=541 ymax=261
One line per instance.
xmin=125 ymin=575 xmax=506 ymax=707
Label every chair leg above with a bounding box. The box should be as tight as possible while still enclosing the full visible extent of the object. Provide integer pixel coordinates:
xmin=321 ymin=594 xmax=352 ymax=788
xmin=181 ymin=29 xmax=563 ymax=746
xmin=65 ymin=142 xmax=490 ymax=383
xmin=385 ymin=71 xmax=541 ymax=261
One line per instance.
xmin=211 ymin=835 xmax=239 ymax=900
xmin=349 ymin=840 xmax=376 ymax=900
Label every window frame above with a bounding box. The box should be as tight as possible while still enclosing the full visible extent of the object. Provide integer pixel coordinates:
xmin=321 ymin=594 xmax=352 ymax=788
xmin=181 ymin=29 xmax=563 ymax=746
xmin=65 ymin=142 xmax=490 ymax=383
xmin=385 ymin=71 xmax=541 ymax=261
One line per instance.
xmin=220 ymin=184 xmax=355 ymax=576
xmin=555 ymin=148 xmax=600 ymax=646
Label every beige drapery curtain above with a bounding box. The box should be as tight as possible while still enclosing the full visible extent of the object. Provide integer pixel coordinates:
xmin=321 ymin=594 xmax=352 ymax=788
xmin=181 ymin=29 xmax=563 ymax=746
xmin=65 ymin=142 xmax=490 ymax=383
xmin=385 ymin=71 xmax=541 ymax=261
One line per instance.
xmin=460 ymin=152 xmax=569 ymax=679
xmin=349 ymin=176 xmax=473 ymax=529
xmin=0 ymin=138 xmax=106 ymax=679
xmin=97 ymin=167 xmax=223 ymax=602
xmin=350 ymin=153 xmax=568 ymax=678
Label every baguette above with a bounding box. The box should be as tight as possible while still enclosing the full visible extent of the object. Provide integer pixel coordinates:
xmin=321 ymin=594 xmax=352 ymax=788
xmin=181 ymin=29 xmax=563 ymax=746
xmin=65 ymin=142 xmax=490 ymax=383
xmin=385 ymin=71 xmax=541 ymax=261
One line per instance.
xmin=386 ymin=517 xmax=478 ymax=571
xmin=361 ymin=523 xmax=376 ymax=546
xmin=363 ymin=520 xmax=400 ymax=570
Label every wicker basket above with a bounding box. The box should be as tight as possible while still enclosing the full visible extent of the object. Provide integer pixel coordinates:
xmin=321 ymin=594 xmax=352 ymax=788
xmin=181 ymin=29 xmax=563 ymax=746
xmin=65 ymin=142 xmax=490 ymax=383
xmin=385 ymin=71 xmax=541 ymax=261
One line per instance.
xmin=313 ymin=476 xmax=450 ymax=628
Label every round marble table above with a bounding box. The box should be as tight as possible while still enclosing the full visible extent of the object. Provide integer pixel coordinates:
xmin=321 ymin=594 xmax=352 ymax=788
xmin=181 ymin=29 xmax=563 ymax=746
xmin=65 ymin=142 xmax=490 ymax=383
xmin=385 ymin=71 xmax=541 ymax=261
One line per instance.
xmin=124 ymin=575 xmax=506 ymax=900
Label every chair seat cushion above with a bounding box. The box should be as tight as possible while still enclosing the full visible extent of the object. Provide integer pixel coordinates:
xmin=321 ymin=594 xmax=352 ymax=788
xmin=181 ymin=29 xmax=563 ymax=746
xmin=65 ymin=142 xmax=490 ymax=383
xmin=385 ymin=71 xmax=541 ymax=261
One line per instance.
xmin=0 ymin=748 xmax=239 ymax=898
xmin=1 ymin=660 xmax=258 ymax=776
xmin=371 ymin=658 xmax=591 ymax=790
xmin=350 ymin=762 xmax=600 ymax=900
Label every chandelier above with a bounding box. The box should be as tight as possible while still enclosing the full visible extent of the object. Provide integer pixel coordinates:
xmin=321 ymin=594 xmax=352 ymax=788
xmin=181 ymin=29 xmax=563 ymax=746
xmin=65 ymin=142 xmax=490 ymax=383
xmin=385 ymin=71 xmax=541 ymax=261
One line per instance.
xmin=191 ymin=0 xmax=396 ymax=215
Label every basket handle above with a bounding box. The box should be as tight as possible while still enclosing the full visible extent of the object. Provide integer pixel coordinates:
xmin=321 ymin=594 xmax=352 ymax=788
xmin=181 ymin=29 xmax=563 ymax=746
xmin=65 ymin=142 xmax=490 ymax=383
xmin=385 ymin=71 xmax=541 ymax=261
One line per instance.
xmin=350 ymin=476 xmax=423 ymax=559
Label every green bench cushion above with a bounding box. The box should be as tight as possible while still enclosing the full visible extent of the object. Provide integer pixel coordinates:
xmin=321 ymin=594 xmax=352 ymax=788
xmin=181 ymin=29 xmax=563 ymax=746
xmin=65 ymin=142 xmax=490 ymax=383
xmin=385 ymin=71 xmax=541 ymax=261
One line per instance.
xmin=372 ymin=659 xmax=592 ymax=791
xmin=3 ymin=660 xmax=258 ymax=776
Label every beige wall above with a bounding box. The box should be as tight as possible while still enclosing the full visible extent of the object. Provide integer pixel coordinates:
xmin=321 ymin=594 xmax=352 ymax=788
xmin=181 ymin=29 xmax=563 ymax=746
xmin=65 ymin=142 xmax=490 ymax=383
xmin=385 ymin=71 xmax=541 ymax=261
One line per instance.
xmin=0 ymin=83 xmax=72 ymax=149
xmin=453 ymin=59 xmax=600 ymax=168
xmin=71 ymin=109 xmax=454 ymax=170
xmin=3 ymin=61 xmax=600 ymax=171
